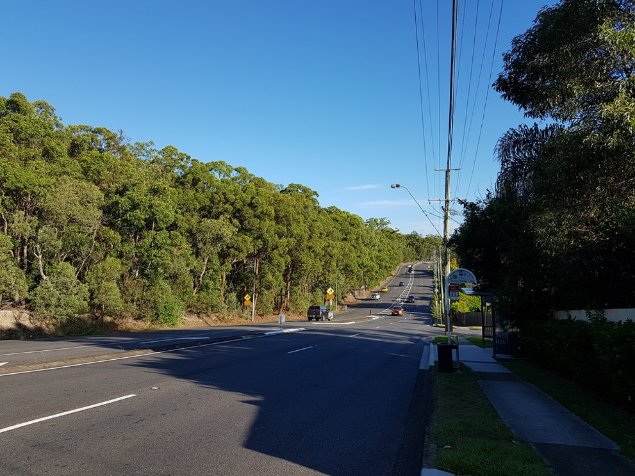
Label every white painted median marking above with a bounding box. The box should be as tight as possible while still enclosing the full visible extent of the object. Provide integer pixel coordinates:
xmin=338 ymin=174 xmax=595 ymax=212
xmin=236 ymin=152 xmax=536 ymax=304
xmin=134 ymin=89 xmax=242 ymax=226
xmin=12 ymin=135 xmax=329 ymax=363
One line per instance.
xmin=287 ymin=346 xmax=315 ymax=354
xmin=0 ymin=345 xmax=89 ymax=356
xmin=0 ymin=394 xmax=136 ymax=434
xmin=0 ymin=362 xmax=7 ymax=367
xmin=140 ymin=336 xmax=209 ymax=344
xmin=348 ymin=333 xmax=360 ymax=338
xmin=0 ymin=328 xmax=307 ymax=377
xmin=265 ymin=327 xmax=306 ymax=336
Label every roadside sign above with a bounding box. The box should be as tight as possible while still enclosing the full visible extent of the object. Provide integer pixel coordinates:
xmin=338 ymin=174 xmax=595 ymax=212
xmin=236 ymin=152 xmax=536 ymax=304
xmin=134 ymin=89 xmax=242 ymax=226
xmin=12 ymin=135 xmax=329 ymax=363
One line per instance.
xmin=326 ymin=288 xmax=334 ymax=295
xmin=445 ymin=268 xmax=478 ymax=337
xmin=447 ymin=268 xmax=477 ymax=285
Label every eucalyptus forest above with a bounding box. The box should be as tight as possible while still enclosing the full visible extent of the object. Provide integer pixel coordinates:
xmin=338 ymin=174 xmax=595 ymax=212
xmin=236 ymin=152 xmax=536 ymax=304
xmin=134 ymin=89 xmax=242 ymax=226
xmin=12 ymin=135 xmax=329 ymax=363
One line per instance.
xmin=0 ymin=92 xmax=438 ymax=327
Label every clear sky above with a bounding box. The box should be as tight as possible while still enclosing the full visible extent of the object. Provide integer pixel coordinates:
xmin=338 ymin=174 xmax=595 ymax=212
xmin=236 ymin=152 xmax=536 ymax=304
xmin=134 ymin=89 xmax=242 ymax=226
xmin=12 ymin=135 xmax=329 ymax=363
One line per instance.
xmin=1 ymin=0 xmax=555 ymax=237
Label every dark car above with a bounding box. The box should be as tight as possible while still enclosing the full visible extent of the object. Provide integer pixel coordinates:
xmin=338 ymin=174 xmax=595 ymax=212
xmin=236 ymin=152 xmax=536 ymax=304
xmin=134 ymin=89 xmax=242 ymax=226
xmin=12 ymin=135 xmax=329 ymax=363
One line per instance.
xmin=391 ymin=306 xmax=404 ymax=316
xmin=307 ymin=305 xmax=333 ymax=321
xmin=405 ymin=296 xmax=415 ymax=303
xmin=398 ymin=281 xmax=404 ymax=286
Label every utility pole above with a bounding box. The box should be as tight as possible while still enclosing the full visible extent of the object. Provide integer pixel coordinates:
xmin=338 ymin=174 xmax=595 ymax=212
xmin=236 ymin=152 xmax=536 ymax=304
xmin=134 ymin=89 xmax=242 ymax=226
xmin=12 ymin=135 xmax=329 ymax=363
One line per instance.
xmin=443 ymin=0 xmax=459 ymax=338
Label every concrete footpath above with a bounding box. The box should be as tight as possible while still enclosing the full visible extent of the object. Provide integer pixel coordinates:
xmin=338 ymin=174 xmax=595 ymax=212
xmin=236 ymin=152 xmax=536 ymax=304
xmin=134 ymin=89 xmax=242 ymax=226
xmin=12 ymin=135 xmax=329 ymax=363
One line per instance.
xmin=443 ymin=342 xmax=635 ymax=476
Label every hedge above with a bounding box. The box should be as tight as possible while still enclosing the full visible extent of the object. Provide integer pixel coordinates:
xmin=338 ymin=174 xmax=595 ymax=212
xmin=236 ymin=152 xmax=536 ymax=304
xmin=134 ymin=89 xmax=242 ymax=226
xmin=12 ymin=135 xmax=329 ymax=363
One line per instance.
xmin=521 ymin=319 xmax=634 ymax=409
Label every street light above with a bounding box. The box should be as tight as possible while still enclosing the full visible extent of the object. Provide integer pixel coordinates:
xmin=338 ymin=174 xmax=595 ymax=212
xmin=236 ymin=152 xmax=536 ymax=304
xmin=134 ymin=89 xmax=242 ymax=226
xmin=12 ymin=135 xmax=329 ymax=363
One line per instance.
xmin=390 ymin=184 xmax=441 ymax=236
xmin=391 ymin=183 xmax=445 ymax=327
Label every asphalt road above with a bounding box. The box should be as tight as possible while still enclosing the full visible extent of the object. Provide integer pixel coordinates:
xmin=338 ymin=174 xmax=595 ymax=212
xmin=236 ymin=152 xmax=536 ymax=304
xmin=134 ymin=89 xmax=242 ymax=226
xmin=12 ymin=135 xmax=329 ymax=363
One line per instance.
xmin=1 ymin=263 xmax=444 ymax=475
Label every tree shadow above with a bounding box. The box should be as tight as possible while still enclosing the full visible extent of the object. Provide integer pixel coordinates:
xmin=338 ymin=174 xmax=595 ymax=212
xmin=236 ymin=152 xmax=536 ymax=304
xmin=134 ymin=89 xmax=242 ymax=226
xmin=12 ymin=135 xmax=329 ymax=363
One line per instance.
xmin=126 ymin=319 xmax=431 ymax=475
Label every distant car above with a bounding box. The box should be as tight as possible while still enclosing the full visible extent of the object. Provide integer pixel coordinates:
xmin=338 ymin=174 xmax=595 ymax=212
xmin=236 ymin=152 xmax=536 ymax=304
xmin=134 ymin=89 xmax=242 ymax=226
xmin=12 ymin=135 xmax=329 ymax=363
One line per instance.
xmin=380 ymin=287 xmax=389 ymax=292
xmin=371 ymin=292 xmax=381 ymax=300
xmin=398 ymin=281 xmax=404 ymax=286
xmin=391 ymin=306 xmax=404 ymax=316
xmin=405 ymin=296 xmax=415 ymax=303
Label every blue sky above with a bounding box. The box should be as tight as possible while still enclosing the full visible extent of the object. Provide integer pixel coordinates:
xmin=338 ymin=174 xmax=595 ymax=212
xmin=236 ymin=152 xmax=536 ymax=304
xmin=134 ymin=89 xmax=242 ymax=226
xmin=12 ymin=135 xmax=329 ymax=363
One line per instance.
xmin=1 ymin=0 xmax=555 ymax=236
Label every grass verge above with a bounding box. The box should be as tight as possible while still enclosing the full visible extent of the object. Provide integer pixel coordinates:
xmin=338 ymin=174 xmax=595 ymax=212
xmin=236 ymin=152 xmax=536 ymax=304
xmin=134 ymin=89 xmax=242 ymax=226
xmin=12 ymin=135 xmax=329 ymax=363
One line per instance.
xmin=433 ymin=365 xmax=551 ymax=476
xmin=503 ymin=360 xmax=635 ymax=461
xmin=465 ymin=336 xmax=493 ymax=348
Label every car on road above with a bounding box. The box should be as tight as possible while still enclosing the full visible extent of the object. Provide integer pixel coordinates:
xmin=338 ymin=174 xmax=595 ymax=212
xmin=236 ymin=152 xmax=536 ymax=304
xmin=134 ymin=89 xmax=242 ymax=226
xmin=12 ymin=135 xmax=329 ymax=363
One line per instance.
xmin=307 ymin=305 xmax=333 ymax=321
xmin=405 ymin=296 xmax=415 ymax=303
xmin=371 ymin=292 xmax=381 ymax=300
xmin=398 ymin=281 xmax=404 ymax=286
xmin=391 ymin=306 xmax=404 ymax=316
xmin=380 ymin=287 xmax=389 ymax=292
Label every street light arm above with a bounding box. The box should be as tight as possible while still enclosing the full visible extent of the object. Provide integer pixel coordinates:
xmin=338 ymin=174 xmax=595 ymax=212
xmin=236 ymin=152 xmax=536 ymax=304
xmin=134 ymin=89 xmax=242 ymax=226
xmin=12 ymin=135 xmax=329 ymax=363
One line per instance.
xmin=391 ymin=184 xmax=442 ymax=237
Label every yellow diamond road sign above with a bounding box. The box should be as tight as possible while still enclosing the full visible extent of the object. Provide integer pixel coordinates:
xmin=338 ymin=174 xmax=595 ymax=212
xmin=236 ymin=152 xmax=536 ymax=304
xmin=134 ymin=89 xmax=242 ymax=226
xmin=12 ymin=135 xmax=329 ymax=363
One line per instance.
xmin=326 ymin=288 xmax=334 ymax=295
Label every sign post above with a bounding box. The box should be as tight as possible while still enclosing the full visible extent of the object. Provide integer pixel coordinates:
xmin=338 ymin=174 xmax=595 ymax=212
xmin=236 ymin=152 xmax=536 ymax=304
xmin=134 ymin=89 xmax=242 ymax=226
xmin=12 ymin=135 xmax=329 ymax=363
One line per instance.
xmin=326 ymin=287 xmax=335 ymax=308
xmin=243 ymin=294 xmax=251 ymax=308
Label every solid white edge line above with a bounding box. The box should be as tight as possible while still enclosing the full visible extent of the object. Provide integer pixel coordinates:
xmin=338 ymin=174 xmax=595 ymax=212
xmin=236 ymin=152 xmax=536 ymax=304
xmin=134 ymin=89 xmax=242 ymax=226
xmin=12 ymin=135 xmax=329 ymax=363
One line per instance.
xmin=1 ymin=328 xmax=307 ymax=377
xmin=0 ymin=394 xmax=137 ymax=434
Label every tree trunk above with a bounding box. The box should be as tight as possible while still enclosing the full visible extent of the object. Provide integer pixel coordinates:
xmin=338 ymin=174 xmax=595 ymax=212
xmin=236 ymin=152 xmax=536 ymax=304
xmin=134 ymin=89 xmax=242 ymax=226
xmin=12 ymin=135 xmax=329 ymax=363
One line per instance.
xmin=33 ymin=243 xmax=47 ymax=280
xmin=281 ymin=263 xmax=293 ymax=312
xmin=193 ymin=255 xmax=209 ymax=295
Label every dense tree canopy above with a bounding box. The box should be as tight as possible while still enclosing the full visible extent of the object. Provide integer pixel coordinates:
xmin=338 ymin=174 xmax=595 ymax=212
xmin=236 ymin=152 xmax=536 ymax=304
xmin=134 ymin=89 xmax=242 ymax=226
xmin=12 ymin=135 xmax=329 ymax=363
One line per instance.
xmin=0 ymin=92 xmax=438 ymax=325
xmin=452 ymin=0 xmax=635 ymax=320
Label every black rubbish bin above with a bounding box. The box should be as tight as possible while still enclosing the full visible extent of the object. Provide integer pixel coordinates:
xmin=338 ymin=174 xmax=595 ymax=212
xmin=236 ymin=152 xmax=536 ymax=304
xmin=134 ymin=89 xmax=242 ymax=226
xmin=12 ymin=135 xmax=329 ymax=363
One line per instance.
xmin=437 ymin=343 xmax=457 ymax=372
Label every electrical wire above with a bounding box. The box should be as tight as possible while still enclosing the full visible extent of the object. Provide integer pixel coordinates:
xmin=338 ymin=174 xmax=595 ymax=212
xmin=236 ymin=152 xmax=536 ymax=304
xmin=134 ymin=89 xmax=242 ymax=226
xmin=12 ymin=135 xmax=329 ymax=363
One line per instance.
xmin=418 ymin=0 xmax=438 ymax=182
xmin=456 ymin=0 xmax=481 ymax=181
xmin=466 ymin=0 xmax=505 ymax=198
xmin=412 ymin=0 xmax=431 ymax=201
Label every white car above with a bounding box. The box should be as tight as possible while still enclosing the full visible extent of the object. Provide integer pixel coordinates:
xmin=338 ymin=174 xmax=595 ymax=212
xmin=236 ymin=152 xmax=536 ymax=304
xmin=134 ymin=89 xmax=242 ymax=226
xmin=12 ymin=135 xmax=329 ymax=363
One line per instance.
xmin=371 ymin=292 xmax=381 ymax=300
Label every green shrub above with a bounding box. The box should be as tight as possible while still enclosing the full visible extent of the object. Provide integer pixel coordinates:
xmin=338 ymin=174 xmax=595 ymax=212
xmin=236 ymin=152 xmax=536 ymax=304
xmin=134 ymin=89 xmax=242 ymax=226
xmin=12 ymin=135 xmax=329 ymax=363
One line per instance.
xmin=86 ymin=257 xmax=124 ymax=316
xmin=146 ymin=280 xmax=184 ymax=326
xmin=0 ymin=234 xmax=28 ymax=304
xmin=289 ymin=289 xmax=312 ymax=314
xmin=155 ymin=295 xmax=184 ymax=326
xmin=521 ymin=319 xmax=634 ymax=408
xmin=31 ymin=262 xmax=89 ymax=322
xmin=188 ymin=290 xmax=221 ymax=314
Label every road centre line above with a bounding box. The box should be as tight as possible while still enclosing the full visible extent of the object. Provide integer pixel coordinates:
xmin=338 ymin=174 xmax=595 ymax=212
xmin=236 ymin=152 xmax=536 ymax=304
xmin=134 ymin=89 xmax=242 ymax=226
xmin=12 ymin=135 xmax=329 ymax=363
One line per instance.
xmin=0 ymin=329 xmax=306 ymax=377
xmin=287 ymin=346 xmax=315 ymax=354
xmin=0 ymin=394 xmax=137 ymax=434
xmin=348 ymin=334 xmax=360 ymax=338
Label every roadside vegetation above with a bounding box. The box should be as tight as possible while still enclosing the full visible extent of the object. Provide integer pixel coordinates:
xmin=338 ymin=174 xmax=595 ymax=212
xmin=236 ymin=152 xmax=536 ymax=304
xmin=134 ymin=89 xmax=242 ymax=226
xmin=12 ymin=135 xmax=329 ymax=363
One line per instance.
xmin=432 ymin=366 xmax=551 ymax=476
xmin=451 ymin=0 xmax=634 ymax=320
xmin=465 ymin=336 xmax=492 ymax=348
xmin=0 ymin=93 xmax=441 ymax=333
xmin=448 ymin=0 xmax=635 ymax=424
